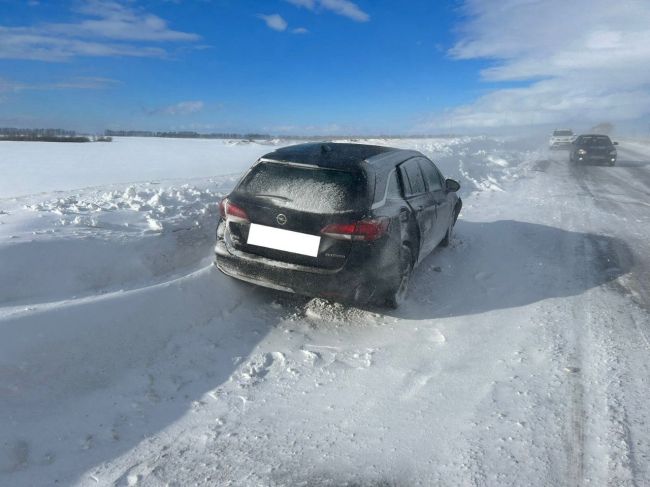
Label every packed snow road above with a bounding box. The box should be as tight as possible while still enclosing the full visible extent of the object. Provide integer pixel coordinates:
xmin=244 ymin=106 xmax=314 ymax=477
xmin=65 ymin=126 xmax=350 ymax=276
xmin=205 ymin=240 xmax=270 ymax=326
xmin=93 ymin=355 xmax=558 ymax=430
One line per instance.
xmin=569 ymin=144 xmax=650 ymax=310
xmin=0 ymin=137 xmax=649 ymax=486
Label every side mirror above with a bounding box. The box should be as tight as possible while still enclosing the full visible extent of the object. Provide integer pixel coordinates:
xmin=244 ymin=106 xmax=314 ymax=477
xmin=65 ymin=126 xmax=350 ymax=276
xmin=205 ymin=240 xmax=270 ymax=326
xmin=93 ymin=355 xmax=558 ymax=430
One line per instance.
xmin=613 ymin=141 xmax=619 ymax=145
xmin=445 ymin=179 xmax=460 ymax=192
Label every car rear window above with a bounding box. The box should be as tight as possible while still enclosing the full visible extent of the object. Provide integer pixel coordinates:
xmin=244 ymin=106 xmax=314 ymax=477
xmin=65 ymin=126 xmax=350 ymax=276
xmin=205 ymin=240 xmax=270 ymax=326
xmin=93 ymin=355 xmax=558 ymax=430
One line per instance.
xmin=236 ymin=162 xmax=367 ymax=213
xmin=553 ymin=130 xmax=573 ymax=136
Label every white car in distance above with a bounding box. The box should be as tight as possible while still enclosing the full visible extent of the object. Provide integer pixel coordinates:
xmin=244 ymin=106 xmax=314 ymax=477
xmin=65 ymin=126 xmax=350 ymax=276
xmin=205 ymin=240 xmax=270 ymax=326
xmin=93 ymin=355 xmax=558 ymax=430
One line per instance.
xmin=549 ymin=129 xmax=575 ymax=150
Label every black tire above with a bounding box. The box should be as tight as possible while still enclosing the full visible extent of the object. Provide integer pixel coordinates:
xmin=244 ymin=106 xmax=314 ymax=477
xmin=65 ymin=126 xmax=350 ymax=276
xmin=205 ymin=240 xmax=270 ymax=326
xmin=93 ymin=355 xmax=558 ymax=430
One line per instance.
xmin=441 ymin=202 xmax=461 ymax=247
xmin=440 ymin=217 xmax=453 ymax=247
xmin=384 ymin=245 xmax=413 ymax=309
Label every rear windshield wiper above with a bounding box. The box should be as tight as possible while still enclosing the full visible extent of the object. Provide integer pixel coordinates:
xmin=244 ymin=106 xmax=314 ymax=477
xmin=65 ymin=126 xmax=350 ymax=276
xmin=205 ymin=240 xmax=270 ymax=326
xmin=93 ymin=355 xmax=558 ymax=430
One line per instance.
xmin=253 ymin=194 xmax=293 ymax=202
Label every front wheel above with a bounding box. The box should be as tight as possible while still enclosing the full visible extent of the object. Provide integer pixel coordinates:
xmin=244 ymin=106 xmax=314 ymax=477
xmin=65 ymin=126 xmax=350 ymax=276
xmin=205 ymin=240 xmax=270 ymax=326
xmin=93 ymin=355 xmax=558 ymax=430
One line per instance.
xmin=384 ymin=245 xmax=413 ymax=309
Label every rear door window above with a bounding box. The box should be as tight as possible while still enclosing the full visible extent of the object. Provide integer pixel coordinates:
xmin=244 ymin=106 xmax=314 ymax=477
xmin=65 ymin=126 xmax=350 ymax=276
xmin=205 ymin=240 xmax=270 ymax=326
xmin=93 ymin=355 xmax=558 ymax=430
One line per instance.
xmin=236 ymin=162 xmax=367 ymax=213
xmin=417 ymin=158 xmax=443 ymax=192
xmin=401 ymin=159 xmax=426 ymax=196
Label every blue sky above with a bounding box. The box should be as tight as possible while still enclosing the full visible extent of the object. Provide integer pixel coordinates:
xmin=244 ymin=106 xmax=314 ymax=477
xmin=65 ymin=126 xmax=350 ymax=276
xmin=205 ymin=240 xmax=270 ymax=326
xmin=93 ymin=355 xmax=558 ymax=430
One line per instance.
xmin=1 ymin=0 xmax=649 ymax=134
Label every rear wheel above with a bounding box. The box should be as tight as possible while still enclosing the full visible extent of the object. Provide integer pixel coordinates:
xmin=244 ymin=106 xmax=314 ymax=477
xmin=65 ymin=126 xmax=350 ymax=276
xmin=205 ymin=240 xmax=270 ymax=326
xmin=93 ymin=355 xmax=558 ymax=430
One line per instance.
xmin=384 ymin=245 xmax=413 ymax=309
xmin=441 ymin=203 xmax=460 ymax=247
xmin=440 ymin=217 xmax=453 ymax=247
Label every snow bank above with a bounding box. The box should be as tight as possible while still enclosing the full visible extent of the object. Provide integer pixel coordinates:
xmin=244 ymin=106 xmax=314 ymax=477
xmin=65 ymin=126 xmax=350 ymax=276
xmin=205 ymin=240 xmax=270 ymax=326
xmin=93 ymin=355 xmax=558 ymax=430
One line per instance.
xmin=333 ymin=136 xmax=539 ymax=194
xmin=392 ymin=137 xmax=539 ymax=194
xmin=617 ymin=137 xmax=650 ymax=158
xmin=0 ymin=177 xmax=239 ymax=304
xmin=0 ymin=137 xmax=289 ymax=198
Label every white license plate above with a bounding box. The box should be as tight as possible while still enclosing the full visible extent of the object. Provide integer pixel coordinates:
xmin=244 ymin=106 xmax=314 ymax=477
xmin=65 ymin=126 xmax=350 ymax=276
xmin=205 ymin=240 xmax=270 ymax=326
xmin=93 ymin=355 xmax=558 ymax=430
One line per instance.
xmin=247 ymin=223 xmax=321 ymax=257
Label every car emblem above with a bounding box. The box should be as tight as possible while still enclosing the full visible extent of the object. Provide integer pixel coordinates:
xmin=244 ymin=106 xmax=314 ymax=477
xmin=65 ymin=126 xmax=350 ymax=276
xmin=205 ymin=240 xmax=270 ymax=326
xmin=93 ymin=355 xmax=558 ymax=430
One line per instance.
xmin=276 ymin=213 xmax=287 ymax=225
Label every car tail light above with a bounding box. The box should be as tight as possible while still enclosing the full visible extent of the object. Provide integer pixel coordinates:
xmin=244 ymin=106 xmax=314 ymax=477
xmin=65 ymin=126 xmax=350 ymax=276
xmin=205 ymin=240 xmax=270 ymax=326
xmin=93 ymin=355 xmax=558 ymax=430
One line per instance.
xmin=321 ymin=218 xmax=389 ymax=241
xmin=219 ymin=198 xmax=249 ymax=223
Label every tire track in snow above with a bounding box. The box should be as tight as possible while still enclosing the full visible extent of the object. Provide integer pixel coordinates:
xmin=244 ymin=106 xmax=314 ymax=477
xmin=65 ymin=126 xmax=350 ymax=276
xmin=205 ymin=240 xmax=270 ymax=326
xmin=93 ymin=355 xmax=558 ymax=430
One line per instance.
xmin=563 ymin=153 xmax=646 ymax=485
xmin=565 ymin=305 xmax=586 ymax=487
xmin=542 ymin=157 xmax=590 ymax=486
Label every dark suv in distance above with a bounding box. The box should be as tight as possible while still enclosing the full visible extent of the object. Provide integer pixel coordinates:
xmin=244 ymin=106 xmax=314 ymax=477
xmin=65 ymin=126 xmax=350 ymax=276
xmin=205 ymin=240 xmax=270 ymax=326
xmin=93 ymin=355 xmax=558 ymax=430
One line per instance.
xmin=569 ymin=134 xmax=618 ymax=166
xmin=214 ymin=143 xmax=462 ymax=308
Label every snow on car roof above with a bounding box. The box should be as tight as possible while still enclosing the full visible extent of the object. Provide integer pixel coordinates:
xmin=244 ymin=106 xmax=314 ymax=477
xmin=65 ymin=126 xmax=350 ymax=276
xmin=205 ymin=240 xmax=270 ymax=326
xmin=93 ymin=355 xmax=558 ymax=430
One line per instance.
xmin=262 ymin=142 xmax=403 ymax=169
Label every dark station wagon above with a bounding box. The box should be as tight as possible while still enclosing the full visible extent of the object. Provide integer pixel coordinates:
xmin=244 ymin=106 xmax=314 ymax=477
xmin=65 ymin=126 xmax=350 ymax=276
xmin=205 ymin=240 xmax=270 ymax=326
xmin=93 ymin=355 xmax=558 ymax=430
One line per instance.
xmin=214 ymin=143 xmax=462 ymax=308
xmin=569 ymin=134 xmax=618 ymax=166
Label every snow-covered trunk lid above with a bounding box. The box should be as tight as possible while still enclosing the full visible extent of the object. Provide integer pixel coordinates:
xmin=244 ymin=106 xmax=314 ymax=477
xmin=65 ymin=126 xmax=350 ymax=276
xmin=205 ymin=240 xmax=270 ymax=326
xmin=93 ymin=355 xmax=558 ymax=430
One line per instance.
xmin=226 ymin=196 xmax=362 ymax=269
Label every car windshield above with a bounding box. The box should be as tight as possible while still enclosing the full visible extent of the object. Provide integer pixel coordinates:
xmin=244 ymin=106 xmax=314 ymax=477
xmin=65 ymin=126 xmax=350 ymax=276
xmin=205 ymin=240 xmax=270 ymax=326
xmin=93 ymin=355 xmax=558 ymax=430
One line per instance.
xmin=236 ymin=162 xmax=367 ymax=213
xmin=553 ymin=130 xmax=573 ymax=136
xmin=580 ymin=136 xmax=612 ymax=146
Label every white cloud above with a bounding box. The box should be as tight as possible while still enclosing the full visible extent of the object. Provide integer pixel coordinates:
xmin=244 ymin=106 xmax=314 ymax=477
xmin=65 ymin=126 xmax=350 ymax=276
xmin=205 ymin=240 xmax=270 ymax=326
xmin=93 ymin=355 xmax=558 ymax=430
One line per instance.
xmin=67 ymin=0 xmax=198 ymax=41
xmin=47 ymin=77 xmax=122 ymax=90
xmin=0 ymin=76 xmax=120 ymax=93
xmin=0 ymin=78 xmax=21 ymax=94
xmin=292 ymin=27 xmax=309 ymax=34
xmin=258 ymin=14 xmax=288 ymax=32
xmin=286 ymin=0 xmax=369 ymax=22
xmin=286 ymin=0 xmax=316 ymax=9
xmin=157 ymin=100 xmax=204 ymax=115
xmin=0 ymin=0 xmax=198 ymax=61
xmin=320 ymin=0 xmax=369 ymax=22
xmin=432 ymin=0 xmax=650 ymax=129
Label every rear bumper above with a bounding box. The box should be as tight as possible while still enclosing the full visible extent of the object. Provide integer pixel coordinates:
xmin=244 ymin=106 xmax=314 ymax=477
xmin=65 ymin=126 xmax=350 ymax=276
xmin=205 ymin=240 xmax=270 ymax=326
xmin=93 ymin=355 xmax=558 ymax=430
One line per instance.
xmin=214 ymin=232 xmax=387 ymax=303
xmin=574 ymin=155 xmax=616 ymax=165
xmin=550 ymin=142 xmax=572 ymax=149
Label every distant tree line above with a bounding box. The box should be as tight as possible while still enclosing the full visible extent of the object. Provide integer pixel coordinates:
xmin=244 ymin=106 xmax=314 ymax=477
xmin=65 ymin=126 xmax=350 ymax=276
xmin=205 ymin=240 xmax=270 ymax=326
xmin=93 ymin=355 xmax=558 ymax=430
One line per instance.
xmin=0 ymin=126 xmax=459 ymax=143
xmin=103 ymin=130 xmax=453 ymax=140
xmin=1 ymin=127 xmax=78 ymax=137
xmin=0 ymin=134 xmax=91 ymax=143
xmin=105 ymin=130 xmax=274 ymax=139
xmin=0 ymin=127 xmax=91 ymax=142
xmin=0 ymin=128 xmax=113 ymax=143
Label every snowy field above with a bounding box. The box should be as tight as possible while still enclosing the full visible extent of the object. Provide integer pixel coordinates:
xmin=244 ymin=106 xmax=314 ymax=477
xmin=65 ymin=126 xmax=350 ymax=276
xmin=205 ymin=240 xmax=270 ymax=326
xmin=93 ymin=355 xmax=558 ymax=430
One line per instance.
xmin=1 ymin=136 xmax=650 ymax=486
